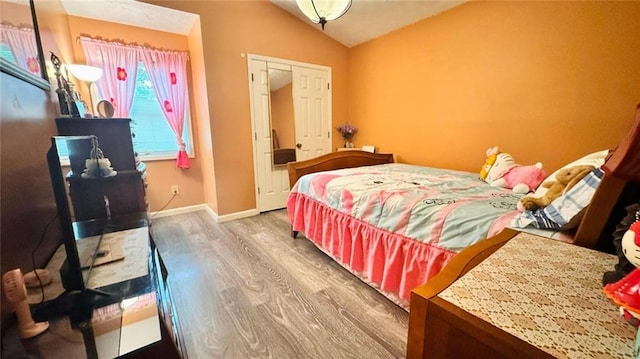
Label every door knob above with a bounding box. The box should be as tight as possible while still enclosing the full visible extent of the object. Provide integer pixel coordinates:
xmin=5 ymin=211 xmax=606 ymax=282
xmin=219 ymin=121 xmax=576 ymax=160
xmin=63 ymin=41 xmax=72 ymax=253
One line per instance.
xmin=296 ymin=143 xmax=302 ymax=149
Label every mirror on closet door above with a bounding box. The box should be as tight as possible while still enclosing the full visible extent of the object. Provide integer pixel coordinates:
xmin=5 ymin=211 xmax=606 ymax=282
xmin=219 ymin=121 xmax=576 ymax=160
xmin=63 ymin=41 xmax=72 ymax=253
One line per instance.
xmin=267 ymin=63 xmax=296 ymax=166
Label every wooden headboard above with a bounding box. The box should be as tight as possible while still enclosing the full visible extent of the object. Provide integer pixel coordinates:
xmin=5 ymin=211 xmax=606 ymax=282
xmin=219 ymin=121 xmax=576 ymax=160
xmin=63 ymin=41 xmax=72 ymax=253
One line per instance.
xmin=287 ymin=150 xmax=394 ymax=186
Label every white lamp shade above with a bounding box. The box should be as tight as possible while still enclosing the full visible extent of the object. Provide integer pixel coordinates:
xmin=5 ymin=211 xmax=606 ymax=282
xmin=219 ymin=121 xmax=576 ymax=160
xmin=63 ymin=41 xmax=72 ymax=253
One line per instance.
xmin=295 ymin=0 xmax=351 ymax=23
xmin=66 ymin=64 xmax=103 ymax=82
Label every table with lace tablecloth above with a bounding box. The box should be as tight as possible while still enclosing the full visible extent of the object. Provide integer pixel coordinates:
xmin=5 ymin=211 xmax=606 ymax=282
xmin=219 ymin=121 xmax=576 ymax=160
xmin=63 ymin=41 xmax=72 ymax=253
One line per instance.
xmin=415 ymin=231 xmax=638 ymax=359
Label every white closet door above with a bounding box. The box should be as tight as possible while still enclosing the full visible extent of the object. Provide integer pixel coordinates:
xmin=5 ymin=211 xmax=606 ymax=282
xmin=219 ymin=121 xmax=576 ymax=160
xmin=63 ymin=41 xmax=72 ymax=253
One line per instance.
xmin=292 ymin=66 xmax=331 ymax=161
xmin=249 ymin=59 xmax=291 ymax=212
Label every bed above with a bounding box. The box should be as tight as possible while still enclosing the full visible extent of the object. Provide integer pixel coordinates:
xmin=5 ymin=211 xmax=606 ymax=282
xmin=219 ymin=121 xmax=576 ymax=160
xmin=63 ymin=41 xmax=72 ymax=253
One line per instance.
xmin=288 ymin=149 xmax=616 ymax=299
xmin=287 ymin=104 xmax=640 ymax=356
xmin=287 ymin=158 xmax=529 ymax=304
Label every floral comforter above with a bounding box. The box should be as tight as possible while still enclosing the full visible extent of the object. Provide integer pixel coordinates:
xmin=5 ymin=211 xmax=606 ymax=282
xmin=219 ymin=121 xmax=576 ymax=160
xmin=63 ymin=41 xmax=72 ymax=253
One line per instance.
xmin=290 ymin=163 xmax=521 ymax=252
xmin=287 ymin=163 xmax=523 ymax=304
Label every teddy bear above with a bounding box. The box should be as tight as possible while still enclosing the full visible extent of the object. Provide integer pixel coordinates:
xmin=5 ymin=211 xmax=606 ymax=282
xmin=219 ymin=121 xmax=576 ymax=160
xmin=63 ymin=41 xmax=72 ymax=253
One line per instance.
xmin=518 ymin=164 xmax=594 ymax=211
xmin=479 ymin=146 xmax=546 ymax=194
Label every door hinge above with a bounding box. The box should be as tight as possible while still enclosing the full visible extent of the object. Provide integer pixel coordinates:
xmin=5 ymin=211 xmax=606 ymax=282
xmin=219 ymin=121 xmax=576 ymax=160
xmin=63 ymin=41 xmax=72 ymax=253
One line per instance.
xmin=251 ymin=73 xmax=254 ymax=82
xmin=327 ymin=131 xmax=330 ymax=138
xmin=254 ymin=132 xmax=257 ymax=140
xmin=257 ymin=187 xmax=260 ymax=195
xmin=327 ymin=83 xmax=330 ymax=90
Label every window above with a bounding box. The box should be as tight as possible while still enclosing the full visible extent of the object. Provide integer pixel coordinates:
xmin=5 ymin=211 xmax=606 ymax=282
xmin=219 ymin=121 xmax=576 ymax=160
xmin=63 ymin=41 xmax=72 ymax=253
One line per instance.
xmin=129 ymin=61 xmax=192 ymax=160
xmin=0 ymin=43 xmax=16 ymax=63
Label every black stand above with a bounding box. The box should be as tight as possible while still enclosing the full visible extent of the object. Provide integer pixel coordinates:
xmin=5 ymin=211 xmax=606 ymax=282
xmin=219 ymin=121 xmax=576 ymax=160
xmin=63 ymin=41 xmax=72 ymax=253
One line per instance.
xmin=31 ymin=288 xmax=119 ymax=326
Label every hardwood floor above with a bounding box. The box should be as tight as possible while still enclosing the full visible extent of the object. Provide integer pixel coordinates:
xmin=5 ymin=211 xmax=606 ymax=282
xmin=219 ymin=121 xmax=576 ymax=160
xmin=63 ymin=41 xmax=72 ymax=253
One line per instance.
xmin=149 ymin=209 xmax=408 ymax=358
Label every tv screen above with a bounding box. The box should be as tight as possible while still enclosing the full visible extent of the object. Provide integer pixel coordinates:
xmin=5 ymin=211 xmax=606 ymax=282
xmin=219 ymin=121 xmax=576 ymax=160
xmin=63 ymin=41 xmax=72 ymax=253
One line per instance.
xmin=32 ymin=136 xmax=120 ymax=324
xmin=47 ymin=136 xmax=92 ymax=292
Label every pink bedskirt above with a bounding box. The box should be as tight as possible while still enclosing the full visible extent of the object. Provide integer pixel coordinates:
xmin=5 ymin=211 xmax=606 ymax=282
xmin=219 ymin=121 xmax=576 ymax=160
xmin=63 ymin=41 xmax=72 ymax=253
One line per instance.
xmin=287 ymin=193 xmax=457 ymax=306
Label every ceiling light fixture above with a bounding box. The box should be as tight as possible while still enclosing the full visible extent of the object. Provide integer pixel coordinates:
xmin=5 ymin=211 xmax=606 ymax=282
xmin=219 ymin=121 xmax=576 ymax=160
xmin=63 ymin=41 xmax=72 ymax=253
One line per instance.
xmin=295 ymin=0 xmax=352 ymax=31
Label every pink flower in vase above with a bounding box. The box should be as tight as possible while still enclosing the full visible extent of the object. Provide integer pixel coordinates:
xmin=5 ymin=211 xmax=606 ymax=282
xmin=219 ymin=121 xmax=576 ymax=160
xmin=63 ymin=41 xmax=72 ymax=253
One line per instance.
xmin=337 ymin=124 xmax=358 ymax=147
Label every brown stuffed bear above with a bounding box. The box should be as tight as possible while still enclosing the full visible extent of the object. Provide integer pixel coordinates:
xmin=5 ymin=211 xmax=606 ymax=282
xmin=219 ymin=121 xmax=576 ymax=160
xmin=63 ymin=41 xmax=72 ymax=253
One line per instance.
xmin=519 ymin=165 xmax=595 ymax=211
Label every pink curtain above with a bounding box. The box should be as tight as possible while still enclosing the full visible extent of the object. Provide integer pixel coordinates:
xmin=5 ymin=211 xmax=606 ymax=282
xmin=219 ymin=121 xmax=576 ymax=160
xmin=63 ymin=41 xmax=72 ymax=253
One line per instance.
xmin=139 ymin=49 xmax=190 ymax=169
xmin=79 ymin=37 xmax=138 ymax=118
xmin=1 ymin=24 xmax=40 ymax=75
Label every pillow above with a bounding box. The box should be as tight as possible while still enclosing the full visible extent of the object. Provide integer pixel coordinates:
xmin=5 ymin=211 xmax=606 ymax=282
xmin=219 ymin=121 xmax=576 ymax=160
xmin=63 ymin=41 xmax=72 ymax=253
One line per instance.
xmin=533 ymin=149 xmax=609 ymax=198
xmin=512 ymin=167 xmax=603 ymax=230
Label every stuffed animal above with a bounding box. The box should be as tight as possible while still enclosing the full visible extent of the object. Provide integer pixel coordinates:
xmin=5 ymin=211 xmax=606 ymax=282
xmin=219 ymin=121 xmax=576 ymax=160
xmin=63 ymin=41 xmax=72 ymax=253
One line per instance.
xmin=479 ymin=146 xmax=546 ymax=194
xmin=81 ymin=158 xmax=117 ymax=179
xmin=603 ymin=218 xmax=640 ymax=327
xmin=518 ymin=165 xmax=594 ymax=211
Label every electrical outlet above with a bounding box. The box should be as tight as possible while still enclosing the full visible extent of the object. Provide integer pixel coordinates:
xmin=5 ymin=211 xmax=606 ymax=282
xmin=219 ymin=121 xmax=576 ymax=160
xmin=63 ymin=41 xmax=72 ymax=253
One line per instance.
xmin=171 ymin=185 xmax=179 ymax=195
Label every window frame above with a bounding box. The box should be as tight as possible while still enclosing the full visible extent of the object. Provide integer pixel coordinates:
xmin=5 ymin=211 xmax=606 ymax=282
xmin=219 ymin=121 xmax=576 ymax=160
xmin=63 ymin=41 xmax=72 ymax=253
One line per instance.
xmin=127 ymin=60 xmax=195 ymax=162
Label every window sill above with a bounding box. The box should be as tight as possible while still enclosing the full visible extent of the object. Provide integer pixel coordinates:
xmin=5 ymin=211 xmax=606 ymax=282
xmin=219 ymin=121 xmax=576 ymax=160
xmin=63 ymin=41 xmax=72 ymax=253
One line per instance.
xmin=138 ymin=152 xmax=195 ymax=162
xmin=57 ymin=153 xmax=195 ymax=167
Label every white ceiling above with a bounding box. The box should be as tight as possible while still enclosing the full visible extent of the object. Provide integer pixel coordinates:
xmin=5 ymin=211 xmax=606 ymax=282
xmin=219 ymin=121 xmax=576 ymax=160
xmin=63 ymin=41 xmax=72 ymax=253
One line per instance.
xmin=59 ymin=0 xmax=198 ymax=35
xmin=59 ymin=0 xmax=464 ymax=48
xmin=272 ymin=0 xmax=465 ymax=47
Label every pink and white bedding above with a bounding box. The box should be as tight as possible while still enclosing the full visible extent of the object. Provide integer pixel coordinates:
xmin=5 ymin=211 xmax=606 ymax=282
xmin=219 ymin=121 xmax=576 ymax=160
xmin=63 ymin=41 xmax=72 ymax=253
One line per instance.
xmin=287 ymin=163 xmax=523 ymax=306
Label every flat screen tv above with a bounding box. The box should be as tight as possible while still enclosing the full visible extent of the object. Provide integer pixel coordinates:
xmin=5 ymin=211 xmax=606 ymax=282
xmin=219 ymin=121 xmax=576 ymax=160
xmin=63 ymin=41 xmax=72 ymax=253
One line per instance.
xmin=31 ymin=136 xmax=119 ymax=324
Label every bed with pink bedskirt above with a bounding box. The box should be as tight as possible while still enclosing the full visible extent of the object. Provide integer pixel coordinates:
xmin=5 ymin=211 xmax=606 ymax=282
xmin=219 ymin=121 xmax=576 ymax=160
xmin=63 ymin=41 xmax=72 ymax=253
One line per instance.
xmin=287 ymin=161 xmax=524 ymax=307
xmin=285 ymin=121 xmax=639 ymax=308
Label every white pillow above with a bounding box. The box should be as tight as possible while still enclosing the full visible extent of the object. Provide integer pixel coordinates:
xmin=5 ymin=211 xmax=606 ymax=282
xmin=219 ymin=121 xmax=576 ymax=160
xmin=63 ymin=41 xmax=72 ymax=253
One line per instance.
xmin=533 ymin=149 xmax=609 ymax=198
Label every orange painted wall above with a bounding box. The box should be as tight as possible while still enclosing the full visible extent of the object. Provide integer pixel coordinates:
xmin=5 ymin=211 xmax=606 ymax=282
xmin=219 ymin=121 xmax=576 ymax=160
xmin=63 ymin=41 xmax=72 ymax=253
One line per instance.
xmin=66 ymin=16 xmax=205 ymax=213
xmin=348 ymin=1 xmax=640 ymax=174
xmin=144 ymin=0 xmax=349 ymax=215
xmin=187 ymin=17 xmax=217 ymax=213
xmin=1 ymin=1 xmax=34 ymax=28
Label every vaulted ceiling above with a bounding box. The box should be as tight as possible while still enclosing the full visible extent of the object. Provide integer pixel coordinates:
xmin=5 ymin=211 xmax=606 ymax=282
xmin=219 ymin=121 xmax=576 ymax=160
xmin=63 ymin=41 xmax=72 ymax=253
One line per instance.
xmin=59 ymin=0 xmax=464 ymax=48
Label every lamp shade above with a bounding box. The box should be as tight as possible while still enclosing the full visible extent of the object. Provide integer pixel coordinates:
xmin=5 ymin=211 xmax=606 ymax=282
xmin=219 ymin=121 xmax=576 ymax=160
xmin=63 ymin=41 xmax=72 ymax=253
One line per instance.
xmin=66 ymin=64 xmax=103 ymax=82
xmin=295 ymin=0 xmax=351 ymax=27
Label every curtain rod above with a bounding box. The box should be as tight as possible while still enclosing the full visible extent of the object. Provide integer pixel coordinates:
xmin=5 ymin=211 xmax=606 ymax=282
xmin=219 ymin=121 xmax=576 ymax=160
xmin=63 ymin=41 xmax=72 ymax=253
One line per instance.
xmin=76 ymin=35 xmax=190 ymax=60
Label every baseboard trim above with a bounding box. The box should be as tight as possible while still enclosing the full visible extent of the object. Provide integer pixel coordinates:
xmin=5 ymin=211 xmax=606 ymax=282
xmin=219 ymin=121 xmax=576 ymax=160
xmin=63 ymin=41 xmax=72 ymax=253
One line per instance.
xmin=150 ymin=204 xmax=260 ymax=223
xmin=214 ymin=208 xmax=260 ymax=223
xmin=150 ymin=204 xmax=209 ymax=219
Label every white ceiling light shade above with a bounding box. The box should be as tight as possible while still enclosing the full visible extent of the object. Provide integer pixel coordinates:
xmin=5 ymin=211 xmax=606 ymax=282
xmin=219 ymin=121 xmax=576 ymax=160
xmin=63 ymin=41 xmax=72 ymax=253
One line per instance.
xmin=66 ymin=64 xmax=103 ymax=83
xmin=295 ymin=0 xmax=352 ymax=31
xmin=66 ymin=64 xmax=103 ymax=115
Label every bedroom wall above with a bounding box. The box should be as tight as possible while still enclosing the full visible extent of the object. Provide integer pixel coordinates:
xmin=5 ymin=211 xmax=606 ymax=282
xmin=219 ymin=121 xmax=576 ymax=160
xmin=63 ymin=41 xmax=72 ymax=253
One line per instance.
xmin=348 ymin=1 xmax=640 ymax=174
xmin=66 ymin=16 xmax=206 ymax=213
xmin=143 ymin=0 xmax=350 ymax=215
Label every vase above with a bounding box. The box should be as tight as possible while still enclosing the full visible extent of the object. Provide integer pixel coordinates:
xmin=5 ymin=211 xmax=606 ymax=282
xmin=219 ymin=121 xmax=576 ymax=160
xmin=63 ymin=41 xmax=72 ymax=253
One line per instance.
xmin=344 ymin=140 xmax=354 ymax=148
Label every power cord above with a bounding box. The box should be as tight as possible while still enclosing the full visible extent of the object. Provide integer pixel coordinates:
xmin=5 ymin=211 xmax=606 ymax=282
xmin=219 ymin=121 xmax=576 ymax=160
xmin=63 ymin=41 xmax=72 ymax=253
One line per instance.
xmin=31 ymin=214 xmax=58 ymax=304
xmin=149 ymin=193 xmax=178 ymax=223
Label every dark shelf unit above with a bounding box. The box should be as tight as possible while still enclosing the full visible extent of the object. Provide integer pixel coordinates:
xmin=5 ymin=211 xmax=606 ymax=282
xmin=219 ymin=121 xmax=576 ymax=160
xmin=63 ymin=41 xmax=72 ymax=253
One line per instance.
xmin=55 ymin=118 xmax=148 ymax=221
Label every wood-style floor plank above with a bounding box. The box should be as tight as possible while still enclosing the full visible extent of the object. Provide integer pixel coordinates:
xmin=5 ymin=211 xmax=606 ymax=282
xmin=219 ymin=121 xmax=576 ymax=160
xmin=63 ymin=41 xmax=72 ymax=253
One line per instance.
xmin=150 ymin=209 xmax=408 ymax=358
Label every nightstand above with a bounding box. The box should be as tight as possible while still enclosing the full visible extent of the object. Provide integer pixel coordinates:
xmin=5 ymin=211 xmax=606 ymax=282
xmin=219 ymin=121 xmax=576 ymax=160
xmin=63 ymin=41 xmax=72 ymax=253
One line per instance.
xmin=407 ymin=229 xmax=637 ymax=359
xmin=337 ymin=147 xmax=362 ymax=151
